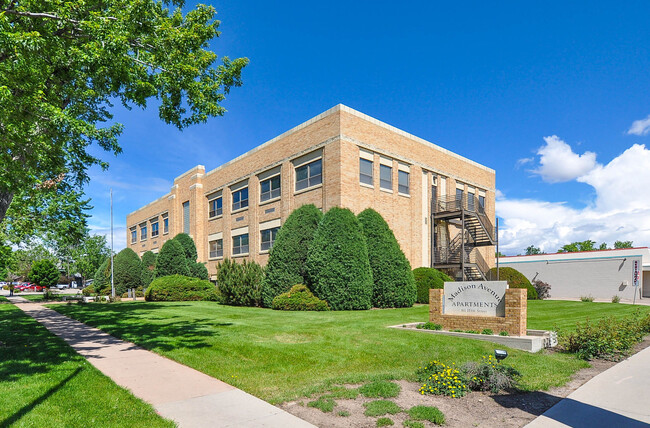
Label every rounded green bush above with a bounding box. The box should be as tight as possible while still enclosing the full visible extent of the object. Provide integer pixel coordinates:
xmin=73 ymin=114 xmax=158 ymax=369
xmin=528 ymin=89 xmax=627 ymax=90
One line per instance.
xmin=154 ymin=239 xmax=190 ymax=278
xmin=113 ymin=248 xmax=144 ymax=296
xmin=306 ymin=207 xmax=373 ymax=310
xmin=92 ymin=257 xmax=111 ymax=294
xmin=217 ymin=258 xmax=264 ymax=306
xmin=189 ymin=262 xmax=209 ymax=281
xmin=173 ymin=233 xmax=198 ymax=262
xmin=358 ymin=208 xmax=416 ymax=308
xmin=413 ymin=267 xmax=453 ymax=303
xmin=145 ymin=275 xmax=220 ymax=302
xmin=272 ymin=284 xmax=329 ymax=311
xmin=486 ymin=267 xmax=538 ymax=299
xmin=261 ymin=204 xmax=323 ymax=307
xmin=141 ymin=251 xmax=157 ymax=287
xmin=29 ymin=259 xmax=59 ymax=288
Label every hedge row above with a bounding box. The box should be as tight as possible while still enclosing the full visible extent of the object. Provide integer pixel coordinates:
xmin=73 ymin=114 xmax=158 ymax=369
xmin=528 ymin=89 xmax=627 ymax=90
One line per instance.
xmin=145 ymin=275 xmax=220 ymax=302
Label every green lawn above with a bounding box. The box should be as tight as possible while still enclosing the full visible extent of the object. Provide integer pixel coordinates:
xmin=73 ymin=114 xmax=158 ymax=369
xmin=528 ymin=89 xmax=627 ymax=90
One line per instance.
xmin=49 ymin=300 xmax=650 ymax=404
xmin=0 ymin=303 xmax=175 ymax=427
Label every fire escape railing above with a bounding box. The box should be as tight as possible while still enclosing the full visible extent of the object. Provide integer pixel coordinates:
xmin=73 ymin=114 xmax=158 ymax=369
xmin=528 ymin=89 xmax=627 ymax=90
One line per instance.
xmin=433 ymin=195 xmax=496 ymax=243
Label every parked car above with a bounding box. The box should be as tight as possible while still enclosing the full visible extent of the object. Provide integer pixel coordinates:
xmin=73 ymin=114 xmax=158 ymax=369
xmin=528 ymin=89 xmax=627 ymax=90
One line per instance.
xmin=56 ymin=284 xmax=69 ymax=290
xmin=14 ymin=285 xmax=28 ymax=291
xmin=27 ymin=285 xmax=44 ymax=292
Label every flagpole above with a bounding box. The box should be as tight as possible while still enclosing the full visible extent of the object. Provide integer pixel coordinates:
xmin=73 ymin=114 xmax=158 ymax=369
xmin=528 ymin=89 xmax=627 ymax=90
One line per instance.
xmin=110 ymin=188 xmax=115 ymax=298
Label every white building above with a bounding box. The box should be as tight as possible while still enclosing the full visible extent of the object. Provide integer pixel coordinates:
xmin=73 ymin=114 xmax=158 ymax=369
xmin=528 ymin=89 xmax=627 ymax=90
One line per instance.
xmin=499 ymin=248 xmax=650 ymax=301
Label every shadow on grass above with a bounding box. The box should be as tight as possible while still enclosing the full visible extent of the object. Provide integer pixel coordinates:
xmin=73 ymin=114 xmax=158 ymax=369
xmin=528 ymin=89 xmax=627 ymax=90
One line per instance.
xmin=0 ymin=306 xmax=81 ymax=382
xmin=0 ymin=367 xmax=82 ymax=427
xmin=51 ymin=302 xmax=232 ymax=353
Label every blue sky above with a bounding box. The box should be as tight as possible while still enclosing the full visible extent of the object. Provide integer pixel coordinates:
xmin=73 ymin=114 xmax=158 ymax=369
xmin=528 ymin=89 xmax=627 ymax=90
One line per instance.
xmin=86 ymin=1 xmax=650 ymax=255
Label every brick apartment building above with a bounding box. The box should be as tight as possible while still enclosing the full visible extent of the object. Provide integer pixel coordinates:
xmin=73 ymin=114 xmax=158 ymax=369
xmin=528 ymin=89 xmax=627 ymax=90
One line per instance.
xmin=127 ymin=105 xmax=497 ymax=280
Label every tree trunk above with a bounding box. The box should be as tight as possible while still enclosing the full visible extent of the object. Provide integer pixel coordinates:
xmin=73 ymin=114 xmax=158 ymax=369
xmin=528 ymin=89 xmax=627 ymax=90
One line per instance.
xmin=0 ymin=190 xmax=14 ymax=225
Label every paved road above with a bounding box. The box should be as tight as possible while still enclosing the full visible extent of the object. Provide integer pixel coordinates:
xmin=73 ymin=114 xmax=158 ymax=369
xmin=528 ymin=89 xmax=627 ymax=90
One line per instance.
xmin=525 ymin=344 xmax=650 ymax=427
xmin=8 ymin=296 xmax=315 ymax=428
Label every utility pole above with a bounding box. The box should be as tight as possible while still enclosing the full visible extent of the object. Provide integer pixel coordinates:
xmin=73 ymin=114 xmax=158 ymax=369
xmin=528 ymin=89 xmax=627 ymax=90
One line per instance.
xmin=110 ymin=188 xmax=115 ymax=298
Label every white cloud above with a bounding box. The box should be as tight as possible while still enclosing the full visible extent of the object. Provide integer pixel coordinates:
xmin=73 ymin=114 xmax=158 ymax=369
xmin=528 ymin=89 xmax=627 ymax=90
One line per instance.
xmin=515 ymin=157 xmax=534 ymax=168
xmin=498 ymin=143 xmax=650 ymax=255
xmin=531 ymin=136 xmax=597 ymax=183
xmin=627 ymin=115 xmax=650 ymax=136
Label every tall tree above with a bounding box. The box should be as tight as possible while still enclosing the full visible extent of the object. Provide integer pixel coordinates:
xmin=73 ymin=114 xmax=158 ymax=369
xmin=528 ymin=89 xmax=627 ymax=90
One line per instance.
xmin=71 ymin=233 xmax=111 ymax=282
xmin=0 ymin=0 xmax=248 ymax=229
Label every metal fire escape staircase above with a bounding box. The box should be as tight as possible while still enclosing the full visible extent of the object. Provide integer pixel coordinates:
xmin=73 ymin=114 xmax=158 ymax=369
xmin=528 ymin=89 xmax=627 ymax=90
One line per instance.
xmin=432 ymin=195 xmax=497 ymax=281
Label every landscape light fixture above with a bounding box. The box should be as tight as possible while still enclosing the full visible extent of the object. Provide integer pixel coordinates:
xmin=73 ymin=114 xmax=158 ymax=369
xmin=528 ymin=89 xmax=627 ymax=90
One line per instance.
xmin=494 ymin=349 xmax=508 ymax=361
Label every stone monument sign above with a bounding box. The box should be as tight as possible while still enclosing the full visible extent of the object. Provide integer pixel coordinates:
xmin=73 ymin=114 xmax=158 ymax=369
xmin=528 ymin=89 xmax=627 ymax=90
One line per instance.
xmin=443 ymin=281 xmax=508 ymax=317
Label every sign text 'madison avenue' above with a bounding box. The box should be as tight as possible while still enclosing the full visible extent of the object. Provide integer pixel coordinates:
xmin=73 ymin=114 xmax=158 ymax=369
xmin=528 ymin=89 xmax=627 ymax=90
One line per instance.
xmin=443 ymin=281 xmax=508 ymax=317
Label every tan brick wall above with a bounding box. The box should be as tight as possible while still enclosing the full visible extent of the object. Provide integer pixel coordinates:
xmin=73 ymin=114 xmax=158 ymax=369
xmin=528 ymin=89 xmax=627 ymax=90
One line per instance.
xmin=429 ymin=288 xmax=527 ymax=336
xmin=127 ymin=105 xmax=496 ymax=279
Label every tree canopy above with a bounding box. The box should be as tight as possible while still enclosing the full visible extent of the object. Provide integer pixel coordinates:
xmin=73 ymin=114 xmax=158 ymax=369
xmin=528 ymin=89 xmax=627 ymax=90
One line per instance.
xmin=0 ymin=0 xmax=248 ymax=234
xmin=525 ymin=245 xmax=542 ymax=255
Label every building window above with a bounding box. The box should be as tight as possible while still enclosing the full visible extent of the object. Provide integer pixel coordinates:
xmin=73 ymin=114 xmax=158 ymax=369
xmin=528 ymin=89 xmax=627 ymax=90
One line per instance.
xmin=182 ymin=201 xmax=190 ymax=234
xmin=295 ymin=159 xmax=322 ymax=191
xmin=163 ymin=215 xmax=169 ymax=234
xmin=151 ymin=221 xmax=159 ymax=238
xmin=209 ymin=239 xmax=223 ymax=259
xmin=260 ymin=227 xmax=279 ymax=252
xmin=140 ymin=225 xmax=148 ymax=241
xmin=360 ymin=158 xmax=373 ymax=186
xmin=398 ymin=170 xmax=410 ymax=195
xmin=380 ymin=164 xmax=392 ymax=190
xmin=467 ymin=190 xmax=475 ymax=211
xmin=456 ymin=188 xmax=464 ymax=210
xmin=479 ymin=195 xmax=486 ymax=210
xmin=232 ymin=188 xmax=249 ymax=211
xmin=260 ymin=175 xmax=281 ymax=202
xmin=209 ymin=197 xmax=223 ymax=218
xmin=130 ymin=228 xmax=137 ymax=244
xmin=233 ymin=234 xmax=249 ymax=255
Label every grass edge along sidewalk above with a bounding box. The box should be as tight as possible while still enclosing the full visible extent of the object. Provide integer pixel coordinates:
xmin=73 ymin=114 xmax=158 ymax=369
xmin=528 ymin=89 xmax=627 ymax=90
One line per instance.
xmin=48 ymin=300 xmax=650 ymax=404
xmin=0 ymin=302 xmax=175 ymax=428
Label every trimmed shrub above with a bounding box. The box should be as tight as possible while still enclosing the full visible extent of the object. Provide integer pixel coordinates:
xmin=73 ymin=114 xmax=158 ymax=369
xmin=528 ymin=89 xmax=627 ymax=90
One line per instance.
xmin=413 ymin=267 xmax=453 ymax=303
xmin=29 ymin=259 xmax=59 ymax=288
xmin=113 ymin=248 xmax=144 ymax=296
xmin=357 ymin=208 xmax=416 ymax=308
xmin=145 ymin=275 xmax=220 ymax=302
xmin=190 ymin=262 xmax=209 ymax=281
xmin=217 ymin=258 xmax=264 ymax=306
xmin=92 ymin=257 xmax=111 ymax=294
xmin=306 ymin=207 xmax=373 ymax=310
xmin=486 ymin=267 xmax=538 ymax=300
xmin=272 ymin=284 xmax=329 ymax=311
xmin=154 ymin=239 xmax=190 ymax=278
xmin=261 ymin=204 xmax=323 ymax=307
xmin=173 ymin=233 xmax=198 ymax=262
xmin=532 ymin=279 xmax=551 ymax=300
xmin=141 ymin=251 xmax=157 ymax=287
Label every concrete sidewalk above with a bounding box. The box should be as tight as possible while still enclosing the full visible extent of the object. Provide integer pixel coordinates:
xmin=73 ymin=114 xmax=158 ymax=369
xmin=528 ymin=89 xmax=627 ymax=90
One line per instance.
xmin=525 ymin=344 xmax=650 ymax=427
xmin=8 ymin=297 xmax=315 ymax=428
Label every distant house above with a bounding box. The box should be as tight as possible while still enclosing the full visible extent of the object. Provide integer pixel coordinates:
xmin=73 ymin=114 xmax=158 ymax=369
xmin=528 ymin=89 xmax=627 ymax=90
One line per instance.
xmin=500 ymin=247 xmax=650 ymax=301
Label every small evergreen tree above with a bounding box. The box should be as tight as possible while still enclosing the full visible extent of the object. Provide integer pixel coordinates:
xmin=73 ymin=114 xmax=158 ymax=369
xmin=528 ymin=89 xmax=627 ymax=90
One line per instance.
xmin=174 ymin=233 xmax=198 ymax=263
xmin=154 ymin=239 xmax=190 ymax=278
xmin=93 ymin=257 xmax=111 ymax=294
xmin=190 ymin=262 xmax=209 ymax=281
xmin=358 ymin=209 xmax=416 ymax=308
xmin=113 ymin=248 xmax=144 ymax=296
xmin=413 ymin=267 xmax=454 ymax=303
xmin=217 ymin=258 xmax=263 ymax=306
xmin=306 ymin=207 xmax=373 ymax=310
xmin=141 ymin=251 xmax=157 ymax=287
xmin=487 ymin=267 xmax=538 ymax=299
xmin=29 ymin=259 xmax=60 ymax=288
xmin=261 ymin=204 xmax=323 ymax=307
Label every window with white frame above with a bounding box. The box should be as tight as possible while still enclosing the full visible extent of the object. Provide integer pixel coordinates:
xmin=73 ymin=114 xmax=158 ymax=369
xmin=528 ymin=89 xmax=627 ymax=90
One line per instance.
xmin=467 ymin=186 xmax=475 ymax=211
xmin=140 ymin=223 xmax=148 ymax=240
xmin=209 ymin=196 xmax=223 ymax=218
xmin=232 ymin=233 xmax=249 ymax=255
xmin=359 ymin=149 xmax=374 ymax=186
xmin=209 ymin=239 xmax=223 ymax=259
xmin=130 ymin=227 xmax=137 ymax=244
xmin=162 ymin=214 xmax=169 ymax=234
xmin=295 ymin=159 xmax=322 ymax=191
xmin=182 ymin=201 xmax=190 ymax=234
xmin=151 ymin=220 xmax=159 ymax=238
xmin=260 ymin=175 xmax=281 ymax=202
xmin=478 ymin=190 xmax=486 ymax=211
xmin=398 ymin=163 xmax=410 ymax=195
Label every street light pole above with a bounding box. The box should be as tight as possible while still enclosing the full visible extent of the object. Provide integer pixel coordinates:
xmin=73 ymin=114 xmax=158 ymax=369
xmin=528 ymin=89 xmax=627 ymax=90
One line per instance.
xmin=110 ymin=188 xmax=115 ymax=298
